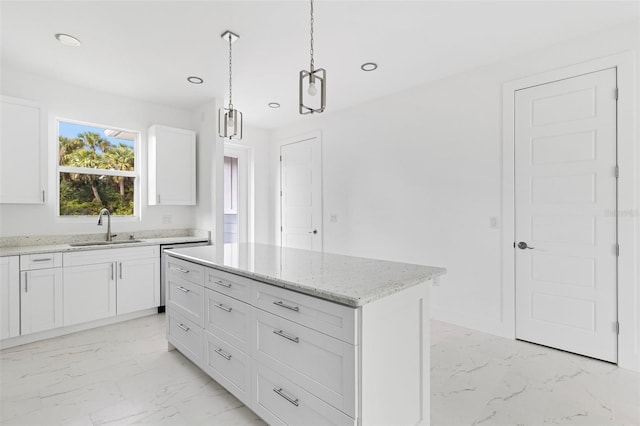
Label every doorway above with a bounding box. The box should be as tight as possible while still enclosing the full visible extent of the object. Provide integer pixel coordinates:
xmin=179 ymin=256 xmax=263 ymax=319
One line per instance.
xmin=279 ymin=135 xmax=322 ymax=251
xmin=223 ymin=144 xmax=252 ymax=244
xmin=513 ymin=68 xmax=618 ymax=362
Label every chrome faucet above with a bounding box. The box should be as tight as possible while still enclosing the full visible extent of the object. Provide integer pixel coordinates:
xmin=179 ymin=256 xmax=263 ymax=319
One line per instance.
xmin=97 ymin=208 xmax=112 ymax=241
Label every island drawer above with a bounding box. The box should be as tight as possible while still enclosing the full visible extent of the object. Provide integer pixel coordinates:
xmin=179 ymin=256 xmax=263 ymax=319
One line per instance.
xmin=205 ymin=268 xmax=253 ymax=302
xmin=166 ymin=256 xmax=204 ymax=286
xmin=20 ymin=252 xmax=62 ymax=270
xmin=205 ymin=288 xmax=255 ymax=354
xmin=254 ymin=362 xmax=356 ymax=426
xmin=166 ymin=274 xmax=205 ymax=327
xmin=256 ymin=310 xmax=356 ymax=417
xmin=203 ymin=330 xmax=251 ymax=407
xmin=167 ymin=309 xmax=203 ymax=368
xmin=255 ymin=282 xmax=357 ymax=344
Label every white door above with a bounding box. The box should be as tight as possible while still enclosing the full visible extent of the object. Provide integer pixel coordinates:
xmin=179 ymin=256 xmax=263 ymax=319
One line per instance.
xmin=1 ymin=256 xmax=20 ymax=339
xmin=280 ymin=137 xmax=322 ymax=251
xmin=515 ymin=68 xmax=618 ymax=362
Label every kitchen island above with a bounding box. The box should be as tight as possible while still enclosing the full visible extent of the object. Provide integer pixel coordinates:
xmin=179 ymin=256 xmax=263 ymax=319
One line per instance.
xmin=165 ymin=243 xmax=446 ymax=425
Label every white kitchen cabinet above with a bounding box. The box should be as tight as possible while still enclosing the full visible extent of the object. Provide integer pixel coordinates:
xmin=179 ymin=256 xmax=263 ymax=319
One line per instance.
xmin=63 ymin=262 xmax=115 ymax=326
xmin=0 ymin=95 xmax=46 ymax=204
xmin=116 ymin=256 xmax=160 ymax=315
xmin=148 ymin=125 xmax=196 ymax=205
xmin=21 ymin=268 xmax=63 ymax=335
xmin=63 ymin=245 xmax=159 ymax=324
xmin=0 ymin=256 xmax=20 ymax=339
xmin=166 ymin=248 xmax=436 ymax=426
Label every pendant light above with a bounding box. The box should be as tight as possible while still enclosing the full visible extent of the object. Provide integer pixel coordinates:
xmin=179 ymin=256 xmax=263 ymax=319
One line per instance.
xmin=219 ymin=30 xmax=243 ymax=140
xmin=299 ymin=0 xmax=326 ymax=114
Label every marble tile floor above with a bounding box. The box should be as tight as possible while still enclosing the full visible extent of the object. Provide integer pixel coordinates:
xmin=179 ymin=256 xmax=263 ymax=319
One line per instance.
xmin=0 ymin=314 xmax=637 ymax=426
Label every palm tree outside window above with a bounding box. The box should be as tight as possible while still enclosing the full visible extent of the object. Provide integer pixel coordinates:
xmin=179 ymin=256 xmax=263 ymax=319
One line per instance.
xmin=57 ymin=120 xmax=138 ymax=217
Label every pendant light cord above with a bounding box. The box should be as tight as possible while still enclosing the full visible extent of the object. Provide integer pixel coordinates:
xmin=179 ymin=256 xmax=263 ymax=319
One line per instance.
xmin=228 ymin=34 xmax=233 ymax=109
xmin=309 ymin=0 xmax=314 ymax=72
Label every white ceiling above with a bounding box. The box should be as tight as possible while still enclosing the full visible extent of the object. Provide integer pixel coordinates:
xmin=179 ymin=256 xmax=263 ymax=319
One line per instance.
xmin=2 ymin=1 xmax=638 ymax=130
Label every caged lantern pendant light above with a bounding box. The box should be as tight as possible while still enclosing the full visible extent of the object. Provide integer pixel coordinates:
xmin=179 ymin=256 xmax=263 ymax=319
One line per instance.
xmin=219 ymin=30 xmax=243 ymax=140
xmin=299 ymin=0 xmax=326 ymax=114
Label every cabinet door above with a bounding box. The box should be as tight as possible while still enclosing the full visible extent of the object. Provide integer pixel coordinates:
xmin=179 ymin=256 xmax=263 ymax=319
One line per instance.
xmin=0 ymin=96 xmax=45 ymax=204
xmin=63 ymin=263 xmax=116 ymax=326
xmin=148 ymin=125 xmax=196 ymax=205
xmin=0 ymin=256 xmax=20 ymax=339
xmin=117 ymin=256 xmax=160 ymax=315
xmin=21 ymin=268 xmax=63 ymax=335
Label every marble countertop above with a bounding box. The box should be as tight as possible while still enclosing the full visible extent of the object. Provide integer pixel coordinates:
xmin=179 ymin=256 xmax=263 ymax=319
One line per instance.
xmin=0 ymin=235 xmax=209 ymax=256
xmin=166 ymin=243 xmax=446 ymax=307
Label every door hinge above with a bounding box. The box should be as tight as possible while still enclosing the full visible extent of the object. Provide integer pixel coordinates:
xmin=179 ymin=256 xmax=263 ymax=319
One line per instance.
xmin=280 ymin=226 xmax=283 ymax=232
xmin=616 ymin=243 xmax=620 ymax=256
xmin=615 ymin=165 xmax=619 ymax=178
xmin=280 ymin=190 xmax=282 ymax=197
xmin=614 ymin=88 xmax=619 ymax=100
xmin=513 ymin=242 xmax=516 ymax=248
xmin=279 ymin=155 xmax=282 ymax=162
xmin=615 ymin=321 xmax=620 ymax=334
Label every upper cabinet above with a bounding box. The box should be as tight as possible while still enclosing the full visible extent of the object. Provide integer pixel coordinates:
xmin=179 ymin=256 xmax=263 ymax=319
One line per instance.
xmin=0 ymin=96 xmax=46 ymax=204
xmin=148 ymin=125 xmax=196 ymax=206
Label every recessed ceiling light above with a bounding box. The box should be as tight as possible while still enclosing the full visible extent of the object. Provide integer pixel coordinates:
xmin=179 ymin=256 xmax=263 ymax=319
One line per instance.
xmin=55 ymin=33 xmax=81 ymax=47
xmin=361 ymin=62 xmax=378 ymax=72
xmin=268 ymin=102 xmax=281 ymax=109
xmin=187 ymin=76 xmax=204 ymax=84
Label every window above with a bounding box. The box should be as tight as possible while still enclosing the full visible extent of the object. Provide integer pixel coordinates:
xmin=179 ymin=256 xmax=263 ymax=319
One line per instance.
xmin=57 ymin=120 xmax=138 ymax=217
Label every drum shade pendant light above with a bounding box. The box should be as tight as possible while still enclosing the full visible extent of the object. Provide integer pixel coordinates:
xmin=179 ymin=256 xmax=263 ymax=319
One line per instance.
xmin=219 ymin=30 xmax=243 ymax=140
xmin=299 ymin=0 xmax=326 ymax=114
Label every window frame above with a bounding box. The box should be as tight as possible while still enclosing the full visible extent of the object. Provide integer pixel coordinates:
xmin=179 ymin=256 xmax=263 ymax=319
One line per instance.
xmin=55 ymin=117 xmax=141 ymax=222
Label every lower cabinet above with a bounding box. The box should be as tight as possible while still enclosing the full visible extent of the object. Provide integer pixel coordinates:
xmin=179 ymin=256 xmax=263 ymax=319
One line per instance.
xmin=21 ymin=267 xmax=63 ymax=334
xmin=166 ymin=254 xmax=360 ymax=426
xmin=117 ymin=256 xmax=160 ymax=315
xmin=19 ymin=253 xmax=64 ymax=335
xmin=63 ymin=245 xmax=160 ymax=324
xmin=63 ymin=262 xmax=115 ymax=326
xmin=0 ymin=256 xmax=20 ymax=339
xmin=166 ymin=254 xmax=431 ymax=425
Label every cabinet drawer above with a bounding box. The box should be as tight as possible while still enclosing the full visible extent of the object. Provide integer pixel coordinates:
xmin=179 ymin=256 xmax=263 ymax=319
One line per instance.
xmin=254 ymin=362 xmax=355 ymax=426
xmin=166 ymin=256 xmax=204 ymax=286
xmin=20 ymin=253 xmax=62 ymax=270
xmin=255 ymin=282 xmax=357 ymax=344
xmin=203 ymin=331 xmax=251 ymax=407
xmin=205 ymin=289 xmax=254 ymax=354
xmin=166 ymin=275 xmax=205 ymax=327
xmin=256 ymin=310 xmax=356 ymax=417
xmin=167 ymin=309 xmax=203 ymax=367
xmin=205 ymin=268 xmax=252 ymax=302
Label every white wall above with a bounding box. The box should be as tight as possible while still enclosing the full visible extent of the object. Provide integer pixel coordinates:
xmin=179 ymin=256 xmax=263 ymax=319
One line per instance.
xmin=270 ymin=22 xmax=640 ymax=368
xmin=0 ymin=67 xmax=195 ymax=237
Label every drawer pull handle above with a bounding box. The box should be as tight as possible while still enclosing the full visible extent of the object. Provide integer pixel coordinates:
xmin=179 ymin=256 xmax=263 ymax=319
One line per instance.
xmin=175 ymin=267 xmax=190 ymax=273
xmin=215 ymin=348 xmax=232 ymax=360
xmin=273 ymin=329 xmax=299 ymax=343
xmin=273 ymin=300 xmax=299 ymax=312
xmin=273 ymin=387 xmax=299 ymax=407
xmin=214 ymin=303 xmax=232 ymax=313
xmin=177 ymin=323 xmax=190 ymax=332
xmin=177 ymin=286 xmax=190 ymax=293
xmin=213 ymin=279 xmax=231 ymax=288
xmin=32 ymin=258 xmax=52 ymax=262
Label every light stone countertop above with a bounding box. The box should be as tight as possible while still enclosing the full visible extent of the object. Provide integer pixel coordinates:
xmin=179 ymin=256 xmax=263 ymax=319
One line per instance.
xmin=166 ymin=243 xmax=447 ymax=307
xmin=0 ymin=235 xmax=209 ymax=257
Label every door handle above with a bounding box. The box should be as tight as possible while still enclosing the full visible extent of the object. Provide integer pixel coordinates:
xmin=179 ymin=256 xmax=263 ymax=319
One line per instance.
xmin=308 ymin=229 xmax=318 ymax=234
xmin=119 ymin=262 xmax=123 ymax=279
xmin=517 ymin=241 xmax=535 ymax=250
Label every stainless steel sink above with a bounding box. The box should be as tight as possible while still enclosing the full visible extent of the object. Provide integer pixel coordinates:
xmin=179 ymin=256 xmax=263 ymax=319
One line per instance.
xmin=69 ymin=240 xmax=143 ymax=247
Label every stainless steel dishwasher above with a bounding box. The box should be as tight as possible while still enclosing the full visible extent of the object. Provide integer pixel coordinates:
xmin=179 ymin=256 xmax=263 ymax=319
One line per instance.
xmin=159 ymin=241 xmax=209 ymax=312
